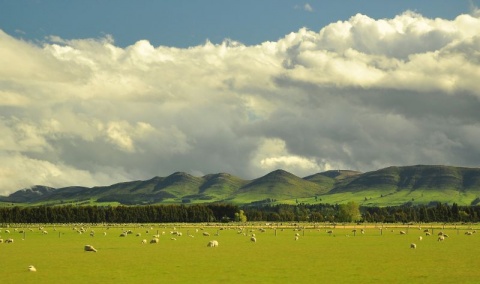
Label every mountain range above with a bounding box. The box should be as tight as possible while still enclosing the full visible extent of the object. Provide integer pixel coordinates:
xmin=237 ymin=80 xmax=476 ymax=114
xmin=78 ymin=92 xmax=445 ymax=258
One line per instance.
xmin=2 ymin=165 xmax=480 ymax=207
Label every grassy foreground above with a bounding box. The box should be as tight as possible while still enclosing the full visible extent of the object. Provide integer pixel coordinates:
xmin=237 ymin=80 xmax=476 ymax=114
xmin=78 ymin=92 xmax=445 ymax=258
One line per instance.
xmin=1 ymin=223 xmax=480 ymax=283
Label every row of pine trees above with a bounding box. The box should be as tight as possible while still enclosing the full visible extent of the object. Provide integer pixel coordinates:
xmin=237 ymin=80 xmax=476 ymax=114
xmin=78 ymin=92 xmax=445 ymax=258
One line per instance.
xmin=0 ymin=202 xmax=479 ymax=224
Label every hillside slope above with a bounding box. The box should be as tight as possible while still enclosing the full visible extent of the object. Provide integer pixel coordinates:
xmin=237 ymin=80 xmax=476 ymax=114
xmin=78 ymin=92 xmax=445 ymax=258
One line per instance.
xmin=1 ymin=165 xmax=480 ymax=206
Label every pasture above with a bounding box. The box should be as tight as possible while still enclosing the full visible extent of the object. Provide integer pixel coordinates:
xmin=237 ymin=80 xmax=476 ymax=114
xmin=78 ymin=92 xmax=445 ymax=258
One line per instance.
xmin=1 ymin=223 xmax=480 ymax=283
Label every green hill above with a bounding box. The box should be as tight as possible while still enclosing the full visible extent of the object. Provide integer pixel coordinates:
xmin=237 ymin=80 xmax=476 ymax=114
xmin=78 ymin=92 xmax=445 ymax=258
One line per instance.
xmin=2 ymin=165 xmax=480 ymax=206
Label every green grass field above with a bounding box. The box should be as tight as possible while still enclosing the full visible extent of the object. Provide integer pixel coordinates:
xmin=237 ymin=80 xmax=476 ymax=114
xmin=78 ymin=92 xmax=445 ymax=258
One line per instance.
xmin=1 ymin=223 xmax=480 ymax=283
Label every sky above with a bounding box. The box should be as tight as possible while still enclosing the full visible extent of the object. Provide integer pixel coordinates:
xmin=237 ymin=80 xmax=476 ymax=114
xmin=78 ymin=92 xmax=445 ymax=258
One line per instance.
xmin=0 ymin=1 xmax=480 ymax=195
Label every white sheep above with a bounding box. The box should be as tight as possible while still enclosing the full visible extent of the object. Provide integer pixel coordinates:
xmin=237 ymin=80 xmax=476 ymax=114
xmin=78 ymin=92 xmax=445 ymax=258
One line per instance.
xmin=295 ymin=236 xmax=299 ymax=241
xmin=5 ymin=238 xmax=14 ymax=243
xmin=207 ymin=240 xmax=219 ymax=247
xmin=141 ymin=239 xmax=147 ymax=244
xmin=150 ymin=238 xmax=159 ymax=244
xmin=250 ymin=236 xmax=257 ymax=243
xmin=203 ymin=232 xmax=210 ymax=236
xmin=84 ymin=245 xmax=97 ymax=252
xmin=28 ymin=265 xmax=37 ymax=272
xmin=418 ymin=236 xmax=423 ymax=241
xmin=400 ymin=231 xmax=406 ymax=235
xmin=410 ymin=243 xmax=416 ymax=249
xmin=438 ymin=235 xmax=445 ymax=242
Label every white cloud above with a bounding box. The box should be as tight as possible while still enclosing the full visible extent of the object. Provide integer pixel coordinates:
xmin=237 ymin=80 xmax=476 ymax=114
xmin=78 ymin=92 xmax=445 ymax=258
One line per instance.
xmin=304 ymin=3 xmax=314 ymax=12
xmin=295 ymin=3 xmax=314 ymax=12
xmin=0 ymin=11 xmax=480 ymax=195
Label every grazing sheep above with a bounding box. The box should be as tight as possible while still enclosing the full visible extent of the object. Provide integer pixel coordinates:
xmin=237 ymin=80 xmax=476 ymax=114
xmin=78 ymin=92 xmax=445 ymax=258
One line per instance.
xmin=203 ymin=232 xmax=210 ymax=237
xmin=438 ymin=235 xmax=445 ymax=242
xmin=150 ymin=238 xmax=159 ymax=244
xmin=418 ymin=236 xmax=423 ymax=241
xmin=170 ymin=238 xmax=177 ymax=241
xmin=425 ymin=232 xmax=431 ymax=236
xmin=361 ymin=229 xmax=365 ymax=234
xmin=28 ymin=265 xmax=37 ymax=272
xmin=5 ymin=238 xmax=14 ymax=243
xmin=207 ymin=240 xmax=219 ymax=247
xmin=400 ymin=231 xmax=406 ymax=235
xmin=119 ymin=233 xmax=127 ymax=237
xmin=295 ymin=236 xmax=299 ymax=241
xmin=465 ymin=231 xmax=473 ymax=235
xmin=0 ymin=239 xmax=3 ymax=243
xmin=410 ymin=243 xmax=417 ymax=249
xmin=84 ymin=245 xmax=97 ymax=252
xmin=136 ymin=233 xmax=141 ymax=237
xmin=250 ymin=236 xmax=257 ymax=243
xmin=141 ymin=239 xmax=147 ymax=244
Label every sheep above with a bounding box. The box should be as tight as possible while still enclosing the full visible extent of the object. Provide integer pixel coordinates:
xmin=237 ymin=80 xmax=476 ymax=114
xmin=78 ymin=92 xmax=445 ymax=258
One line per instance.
xmin=5 ymin=238 xmax=14 ymax=243
xmin=418 ymin=236 xmax=423 ymax=241
xmin=410 ymin=243 xmax=417 ymax=249
xmin=425 ymin=232 xmax=431 ymax=236
xmin=399 ymin=231 xmax=406 ymax=235
xmin=295 ymin=236 xmax=299 ymax=241
xmin=84 ymin=245 xmax=97 ymax=252
xmin=28 ymin=265 xmax=37 ymax=272
xmin=0 ymin=239 xmax=3 ymax=243
xmin=150 ymin=238 xmax=159 ymax=244
xmin=207 ymin=240 xmax=219 ymax=247
xmin=141 ymin=239 xmax=147 ymax=244
xmin=136 ymin=233 xmax=141 ymax=237
xmin=203 ymin=232 xmax=210 ymax=237
xmin=170 ymin=238 xmax=177 ymax=241
xmin=250 ymin=236 xmax=257 ymax=243
xmin=465 ymin=231 xmax=473 ymax=235
xmin=438 ymin=235 xmax=445 ymax=242
xmin=361 ymin=229 xmax=365 ymax=234
xmin=119 ymin=233 xmax=127 ymax=237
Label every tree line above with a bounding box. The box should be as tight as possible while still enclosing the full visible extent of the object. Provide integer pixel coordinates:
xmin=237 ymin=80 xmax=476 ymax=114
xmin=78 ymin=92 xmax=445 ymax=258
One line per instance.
xmin=0 ymin=202 xmax=479 ymax=224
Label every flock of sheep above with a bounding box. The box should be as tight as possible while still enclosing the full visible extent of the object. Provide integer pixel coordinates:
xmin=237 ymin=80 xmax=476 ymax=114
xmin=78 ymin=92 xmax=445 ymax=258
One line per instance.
xmin=0 ymin=223 xmax=478 ymax=273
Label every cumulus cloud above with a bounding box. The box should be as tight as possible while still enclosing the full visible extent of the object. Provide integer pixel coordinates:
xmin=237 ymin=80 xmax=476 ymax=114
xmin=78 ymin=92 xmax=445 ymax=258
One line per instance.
xmin=0 ymin=11 xmax=480 ymax=195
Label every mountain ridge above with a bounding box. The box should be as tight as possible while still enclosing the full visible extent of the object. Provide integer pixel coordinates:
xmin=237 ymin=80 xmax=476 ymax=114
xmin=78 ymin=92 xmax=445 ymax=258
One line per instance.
xmin=2 ymin=165 xmax=480 ymax=206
